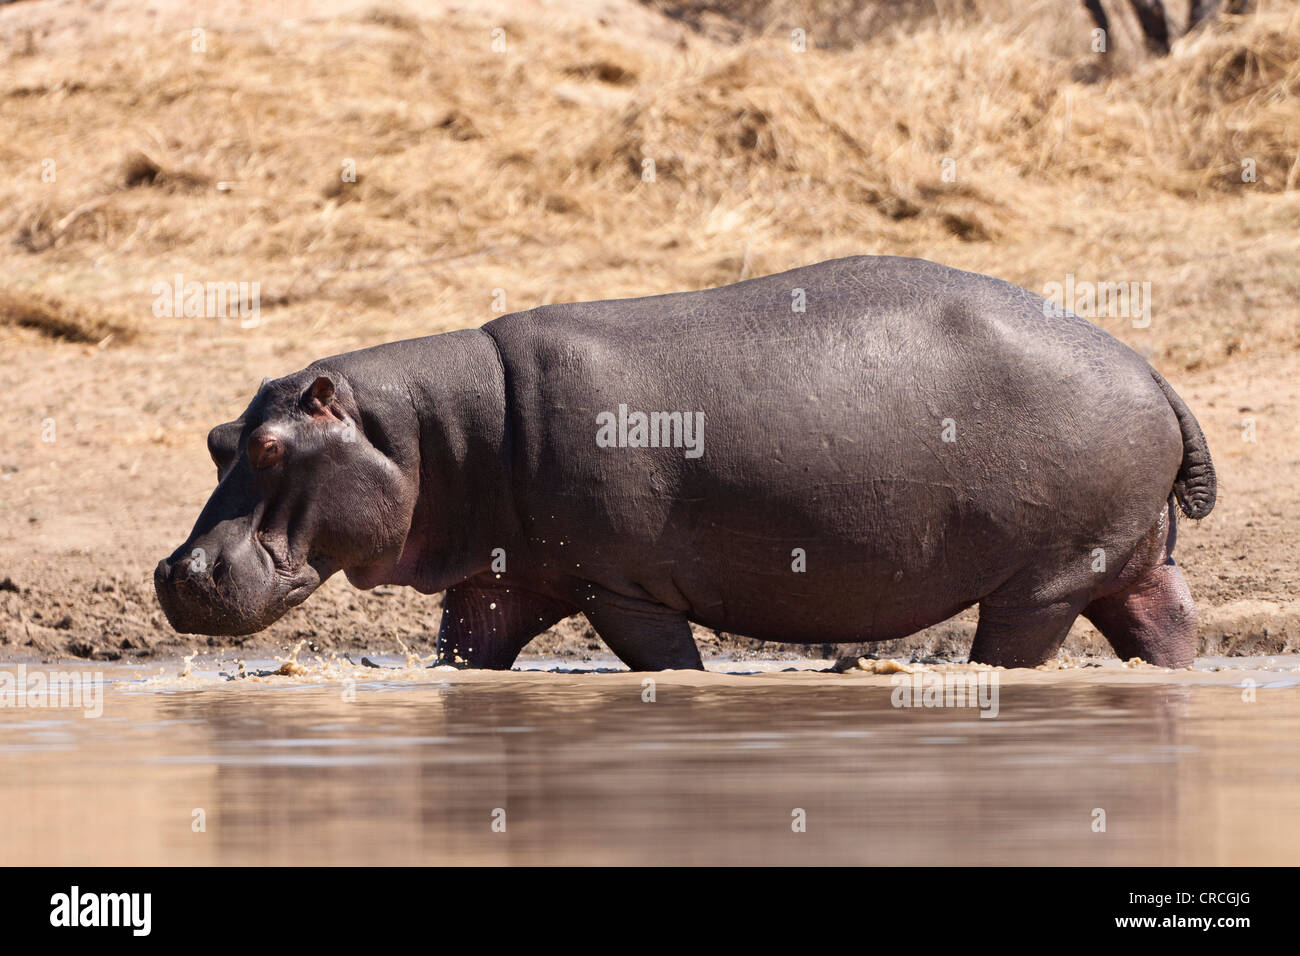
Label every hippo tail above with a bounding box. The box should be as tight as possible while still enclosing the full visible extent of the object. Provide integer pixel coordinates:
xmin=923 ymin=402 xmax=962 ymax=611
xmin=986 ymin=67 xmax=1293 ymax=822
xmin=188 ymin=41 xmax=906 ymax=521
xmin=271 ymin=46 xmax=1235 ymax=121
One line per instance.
xmin=1149 ymin=368 xmax=1216 ymax=520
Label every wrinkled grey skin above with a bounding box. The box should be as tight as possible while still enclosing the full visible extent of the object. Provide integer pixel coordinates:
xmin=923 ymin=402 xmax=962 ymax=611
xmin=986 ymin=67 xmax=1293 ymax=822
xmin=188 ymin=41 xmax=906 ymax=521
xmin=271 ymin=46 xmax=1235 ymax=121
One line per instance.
xmin=156 ymin=256 xmax=1216 ymax=669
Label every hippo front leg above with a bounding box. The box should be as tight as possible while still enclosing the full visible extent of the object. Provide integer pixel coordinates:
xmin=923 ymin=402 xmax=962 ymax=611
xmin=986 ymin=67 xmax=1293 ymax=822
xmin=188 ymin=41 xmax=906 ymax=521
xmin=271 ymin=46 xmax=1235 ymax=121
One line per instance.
xmin=581 ymin=585 xmax=704 ymax=671
xmin=436 ymin=580 xmax=574 ymax=669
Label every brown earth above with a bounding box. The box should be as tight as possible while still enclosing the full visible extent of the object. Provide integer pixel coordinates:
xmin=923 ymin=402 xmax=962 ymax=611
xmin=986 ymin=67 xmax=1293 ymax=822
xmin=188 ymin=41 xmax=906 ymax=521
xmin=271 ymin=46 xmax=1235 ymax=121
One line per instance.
xmin=1 ymin=0 xmax=1297 ymax=663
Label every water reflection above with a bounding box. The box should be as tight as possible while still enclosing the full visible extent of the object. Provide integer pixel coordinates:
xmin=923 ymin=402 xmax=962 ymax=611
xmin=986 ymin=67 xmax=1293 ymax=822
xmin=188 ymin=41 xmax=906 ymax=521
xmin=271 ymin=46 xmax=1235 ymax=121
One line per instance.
xmin=0 ymin=663 xmax=1297 ymax=864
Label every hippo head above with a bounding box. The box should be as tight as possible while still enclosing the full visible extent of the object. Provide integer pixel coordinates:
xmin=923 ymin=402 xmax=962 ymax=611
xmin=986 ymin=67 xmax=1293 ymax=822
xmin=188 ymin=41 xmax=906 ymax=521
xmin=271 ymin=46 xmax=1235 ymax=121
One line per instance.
xmin=154 ymin=367 xmax=417 ymax=636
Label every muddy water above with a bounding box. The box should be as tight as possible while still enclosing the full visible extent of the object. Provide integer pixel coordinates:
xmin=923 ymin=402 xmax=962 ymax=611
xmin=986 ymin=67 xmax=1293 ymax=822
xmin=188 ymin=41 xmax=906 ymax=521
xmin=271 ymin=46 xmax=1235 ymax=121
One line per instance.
xmin=0 ymin=654 xmax=1298 ymax=865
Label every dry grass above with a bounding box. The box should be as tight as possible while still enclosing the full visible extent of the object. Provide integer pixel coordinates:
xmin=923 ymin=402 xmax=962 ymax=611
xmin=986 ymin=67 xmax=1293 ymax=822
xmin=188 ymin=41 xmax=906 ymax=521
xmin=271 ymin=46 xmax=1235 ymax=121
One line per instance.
xmin=0 ymin=0 xmax=1296 ymax=663
xmin=1065 ymin=8 xmax=1300 ymax=194
xmin=0 ymin=0 xmax=1295 ymax=365
xmin=0 ymin=287 xmax=135 ymax=345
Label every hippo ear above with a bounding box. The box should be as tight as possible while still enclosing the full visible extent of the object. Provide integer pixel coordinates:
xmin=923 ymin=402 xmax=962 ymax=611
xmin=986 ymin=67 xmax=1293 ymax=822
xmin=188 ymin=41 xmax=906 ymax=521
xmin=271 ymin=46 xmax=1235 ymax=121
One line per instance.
xmin=207 ymin=421 xmax=242 ymax=470
xmin=304 ymin=374 xmax=336 ymax=413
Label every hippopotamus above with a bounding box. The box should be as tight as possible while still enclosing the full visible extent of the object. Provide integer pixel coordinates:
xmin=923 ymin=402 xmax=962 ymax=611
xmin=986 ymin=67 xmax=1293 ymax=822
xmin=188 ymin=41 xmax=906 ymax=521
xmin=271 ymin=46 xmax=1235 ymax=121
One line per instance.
xmin=155 ymin=255 xmax=1216 ymax=669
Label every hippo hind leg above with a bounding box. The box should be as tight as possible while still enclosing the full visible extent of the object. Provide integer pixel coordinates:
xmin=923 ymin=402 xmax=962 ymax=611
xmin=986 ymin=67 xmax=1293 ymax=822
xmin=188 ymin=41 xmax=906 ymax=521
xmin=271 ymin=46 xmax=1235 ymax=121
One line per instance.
xmin=1082 ymin=499 xmax=1198 ymax=668
xmin=1082 ymin=560 xmax=1197 ymax=668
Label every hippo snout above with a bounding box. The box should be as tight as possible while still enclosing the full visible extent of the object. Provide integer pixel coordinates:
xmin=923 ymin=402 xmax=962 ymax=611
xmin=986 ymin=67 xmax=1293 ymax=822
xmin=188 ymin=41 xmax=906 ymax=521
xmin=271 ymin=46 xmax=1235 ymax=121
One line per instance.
xmin=154 ymin=555 xmax=205 ymax=632
xmin=154 ymin=535 xmax=315 ymax=636
xmin=154 ymin=547 xmax=251 ymax=637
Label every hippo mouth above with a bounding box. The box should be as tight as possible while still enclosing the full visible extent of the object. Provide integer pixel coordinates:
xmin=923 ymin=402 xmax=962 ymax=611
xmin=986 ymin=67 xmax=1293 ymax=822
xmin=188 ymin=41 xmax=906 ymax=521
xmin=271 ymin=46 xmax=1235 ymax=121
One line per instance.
xmin=154 ymin=504 xmax=331 ymax=637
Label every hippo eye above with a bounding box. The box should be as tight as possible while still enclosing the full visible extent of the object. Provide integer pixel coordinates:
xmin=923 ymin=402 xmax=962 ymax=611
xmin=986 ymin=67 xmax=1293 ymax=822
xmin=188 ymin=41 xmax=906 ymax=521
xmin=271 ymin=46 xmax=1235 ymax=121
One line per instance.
xmin=247 ymin=434 xmax=284 ymax=471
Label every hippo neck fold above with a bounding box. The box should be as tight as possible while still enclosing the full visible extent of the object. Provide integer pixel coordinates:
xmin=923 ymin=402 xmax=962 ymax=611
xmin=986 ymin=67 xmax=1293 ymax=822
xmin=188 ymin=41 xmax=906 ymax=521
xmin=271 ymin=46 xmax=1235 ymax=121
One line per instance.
xmin=334 ymin=328 xmax=518 ymax=595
